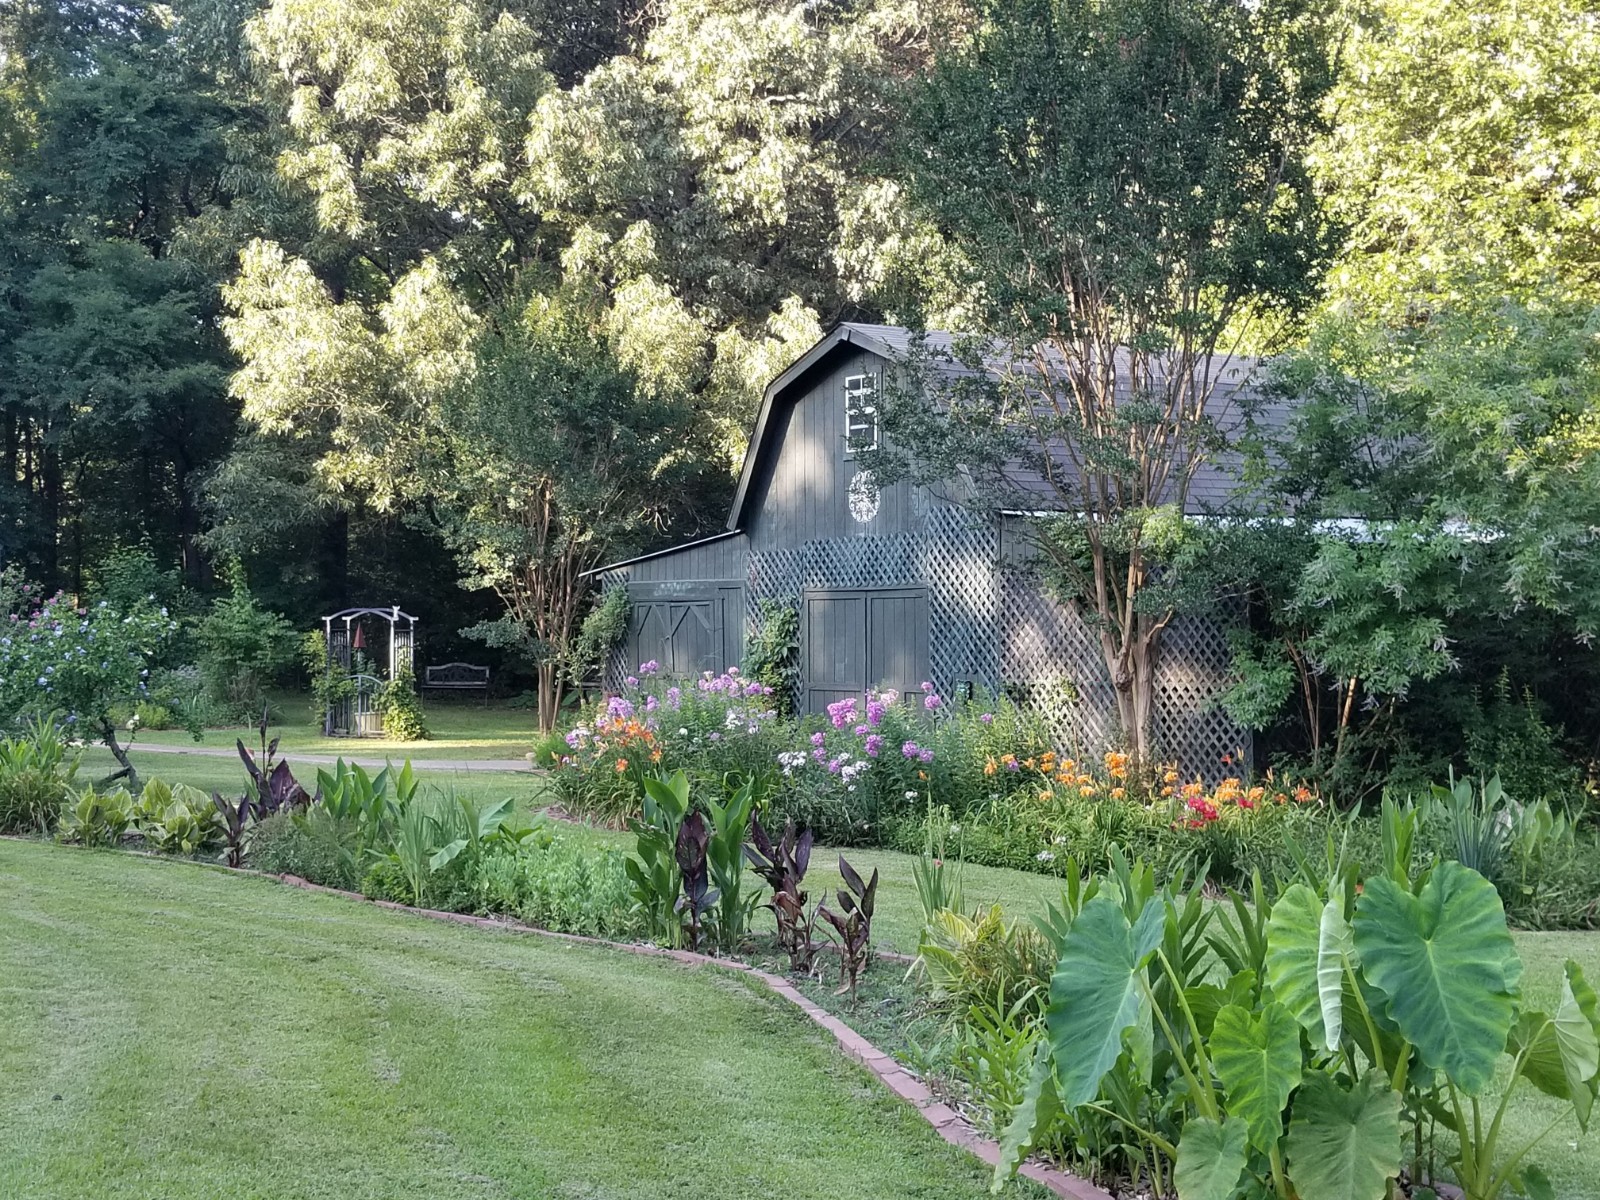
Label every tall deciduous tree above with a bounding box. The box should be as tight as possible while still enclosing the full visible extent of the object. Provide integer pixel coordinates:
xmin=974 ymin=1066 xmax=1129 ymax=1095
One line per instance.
xmin=1315 ymin=0 xmax=1600 ymax=313
xmin=868 ymin=0 xmax=1337 ymax=764
xmin=1214 ymin=0 xmax=1600 ymax=792
xmin=440 ymin=295 xmax=710 ymax=728
xmin=0 ymin=1 xmax=240 ymax=589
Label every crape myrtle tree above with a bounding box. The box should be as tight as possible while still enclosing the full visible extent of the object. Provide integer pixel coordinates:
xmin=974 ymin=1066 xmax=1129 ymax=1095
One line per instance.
xmin=863 ymin=0 xmax=1338 ymax=766
xmin=439 ymin=295 xmax=711 ymax=731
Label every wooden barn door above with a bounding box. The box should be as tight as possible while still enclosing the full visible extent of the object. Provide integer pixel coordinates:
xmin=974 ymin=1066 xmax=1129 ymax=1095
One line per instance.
xmin=802 ymin=587 xmax=928 ymax=713
xmin=627 ymin=584 xmax=743 ymax=678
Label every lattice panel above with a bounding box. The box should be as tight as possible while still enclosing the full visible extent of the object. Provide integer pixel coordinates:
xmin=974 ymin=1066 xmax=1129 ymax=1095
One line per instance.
xmin=998 ymin=569 xmax=1251 ymax=777
xmin=743 ymin=506 xmax=1000 ymax=704
xmin=999 ymin=567 xmax=1119 ymax=755
xmin=1152 ymin=612 xmax=1252 ymax=779
xmin=596 ymin=572 xmax=631 ymax=693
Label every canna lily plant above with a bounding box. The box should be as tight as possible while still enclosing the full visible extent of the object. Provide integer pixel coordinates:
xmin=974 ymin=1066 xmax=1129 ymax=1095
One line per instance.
xmin=745 ymin=814 xmax=819 ymax=972
xmin=818 ymin=854 xmax=878 ymax=1000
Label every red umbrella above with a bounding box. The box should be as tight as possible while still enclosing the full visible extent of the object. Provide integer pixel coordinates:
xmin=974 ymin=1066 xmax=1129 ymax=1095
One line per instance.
xmin=352 ymin=622 xmax=366 ymax=650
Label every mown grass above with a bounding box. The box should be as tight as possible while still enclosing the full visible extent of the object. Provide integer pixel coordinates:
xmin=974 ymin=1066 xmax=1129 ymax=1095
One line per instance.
xmin=129 ymin=693 xmax=542 ymax=761
xmin=74 ymin=745 xmax=551 ymax=817
xmin=0 ymin=839 xmax=1049 ymax=1200
xmin=62 ymin=716 xmax=1600 ymax=1197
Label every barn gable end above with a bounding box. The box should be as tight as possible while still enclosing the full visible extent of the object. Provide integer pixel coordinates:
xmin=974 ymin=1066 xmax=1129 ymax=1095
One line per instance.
xmin=589 ymin=322 xmax=1251 ymax=773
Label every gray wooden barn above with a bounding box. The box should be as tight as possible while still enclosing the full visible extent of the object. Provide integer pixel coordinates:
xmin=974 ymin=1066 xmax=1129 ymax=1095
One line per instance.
xmin=589 ymin=323 xmax=1260 ymax=770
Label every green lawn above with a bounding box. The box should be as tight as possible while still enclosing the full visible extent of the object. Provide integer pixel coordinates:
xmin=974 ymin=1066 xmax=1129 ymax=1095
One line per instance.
xmin=82 ymin=745 xmax=549 ymax=809
xmin=61 ymin=721 xmax=1600 ymax=1197
xmin=131 ymin=694 xmax=542 ymax=761
xmin=0 ymin=840 xmax=1044 ymax=1200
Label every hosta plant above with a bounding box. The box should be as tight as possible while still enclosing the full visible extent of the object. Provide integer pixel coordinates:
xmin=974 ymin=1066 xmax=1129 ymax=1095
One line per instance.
xmin=56 ymin=784 xmax=135 ymax=847
xmin=132 ymin=779 xmax=222 ymax=855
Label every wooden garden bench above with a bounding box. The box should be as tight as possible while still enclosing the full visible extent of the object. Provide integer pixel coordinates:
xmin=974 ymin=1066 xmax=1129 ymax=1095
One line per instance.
xmin=422 ymin=662 xmax=490 ymax=705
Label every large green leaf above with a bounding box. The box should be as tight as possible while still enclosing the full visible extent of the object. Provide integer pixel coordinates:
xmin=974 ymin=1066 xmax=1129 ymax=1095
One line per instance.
xmin=991 ymin=1039 xmax=1064 ymax=1193
xmin=1556 ymin=961 xmax=1600 ymax=1130
xmin=1351 ymin=863 xmax=1519 ymax=1094
xmin=1174 ymin=1116 xmax=1248 ymax=1200
xmin=1213 ymin=1002 xmax=1303 ymax=1153
xmin=1508 ymin=1011 xmax=1569 ymax=1101
xmin=1285 ymin=1072 xmax=1402 ymax=1200
xmin=1186 ymin=970 xmax=1258 ymax=1040
xmin=1265 ymin=884 xmax=1350 ymax=1051
xmin=1046 ymin=894 xmax=1165 ymax=1107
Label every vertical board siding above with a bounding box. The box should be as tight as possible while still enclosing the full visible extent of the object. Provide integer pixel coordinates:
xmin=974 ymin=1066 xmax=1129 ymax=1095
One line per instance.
xmin=747 ymin=348 xmax=926 ymax=551
xmin=591 ymin=347 xmax=1251 ymax=774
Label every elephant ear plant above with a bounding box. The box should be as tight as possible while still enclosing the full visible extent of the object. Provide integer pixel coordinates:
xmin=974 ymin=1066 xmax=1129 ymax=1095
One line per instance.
xmin=819 ymin=855 xmax=877 ymax=999
xmin=745 ymin=814 xmax=818 ymax=973
xmin=991 ymin=816 xmax=1600 ymax=1200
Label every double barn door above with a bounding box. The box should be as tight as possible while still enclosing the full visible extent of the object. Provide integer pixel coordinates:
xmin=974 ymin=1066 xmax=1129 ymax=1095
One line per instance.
xmin=802 ymin=587 xmax=930 ymax=714
xmin=627 ymin=583 xmax=745 ymax=679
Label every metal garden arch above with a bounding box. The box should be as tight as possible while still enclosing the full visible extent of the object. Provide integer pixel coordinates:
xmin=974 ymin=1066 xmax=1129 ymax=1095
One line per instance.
xmin=319 ymin=606 xmax=417 ymax=736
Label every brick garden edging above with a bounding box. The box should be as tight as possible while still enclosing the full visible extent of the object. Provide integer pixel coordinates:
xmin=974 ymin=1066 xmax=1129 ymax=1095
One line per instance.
xmin=270 ymin=870 xmax=1113 ymax=1200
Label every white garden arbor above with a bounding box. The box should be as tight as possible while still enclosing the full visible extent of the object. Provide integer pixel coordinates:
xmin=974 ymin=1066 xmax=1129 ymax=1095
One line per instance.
xmin=320 ymin=606 xmax=417 ymax=736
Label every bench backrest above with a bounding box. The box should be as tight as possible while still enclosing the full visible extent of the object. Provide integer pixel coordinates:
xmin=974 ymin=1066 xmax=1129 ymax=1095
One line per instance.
xmin=424 ymin=662 xmax=490 ymax=686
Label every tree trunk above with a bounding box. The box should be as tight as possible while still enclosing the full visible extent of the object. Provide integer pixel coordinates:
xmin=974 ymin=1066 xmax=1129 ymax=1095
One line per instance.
xmin=536 ymin=661 xmax=565 ymax=734
xmin=40 ymin=444 xmax=62 ymax=591
xmin=99 ymin=720 xmax=140 ymax=791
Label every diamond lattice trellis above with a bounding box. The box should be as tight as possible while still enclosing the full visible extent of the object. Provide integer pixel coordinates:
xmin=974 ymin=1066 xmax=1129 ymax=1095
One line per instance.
xmin=998 ymin=566 xmax=1251 ymax=777
xmin=742 ymin=506 xmax=1001 ymax=704
xmin=601 ymin=508 xmax=1249 ymax=777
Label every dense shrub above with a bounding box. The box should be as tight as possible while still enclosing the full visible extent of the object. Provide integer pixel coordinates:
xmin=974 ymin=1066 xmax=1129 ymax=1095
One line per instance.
xmin=0 ymin=718 xmax=80 ymax=834
xmin=247 ymin=759 xmax=639 ymax=936
xmin=250 ymin=810 xmax=363 ymax=890
xmin=375 ymin=666 xmax=429 ymax=741
xmin=193 ymin=575 xmax=297 ymax=720
xmin=468 ymin=841 xmax=639 ymax=938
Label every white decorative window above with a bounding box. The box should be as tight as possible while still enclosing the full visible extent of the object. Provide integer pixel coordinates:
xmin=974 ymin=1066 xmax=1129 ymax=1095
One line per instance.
xmin=848 ymin=471 xmax=880 ymax=523
xmin=844 ymin=373 xmax=879 ymax=454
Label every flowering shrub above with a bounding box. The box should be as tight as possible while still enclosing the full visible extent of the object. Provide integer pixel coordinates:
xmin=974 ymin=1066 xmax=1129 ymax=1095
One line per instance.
xmin=0 ymin=592 xmax=183 ymax=783
xmin=552 ymin=663 xmax=1333 ymax=885
xmin=551 ymin=665 xmax=784 ymax=823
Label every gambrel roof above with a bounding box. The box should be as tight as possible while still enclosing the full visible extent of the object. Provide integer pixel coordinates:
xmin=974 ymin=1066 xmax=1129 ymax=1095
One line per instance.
xmin=727 ymin=322 xmax=1287 ymax=530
